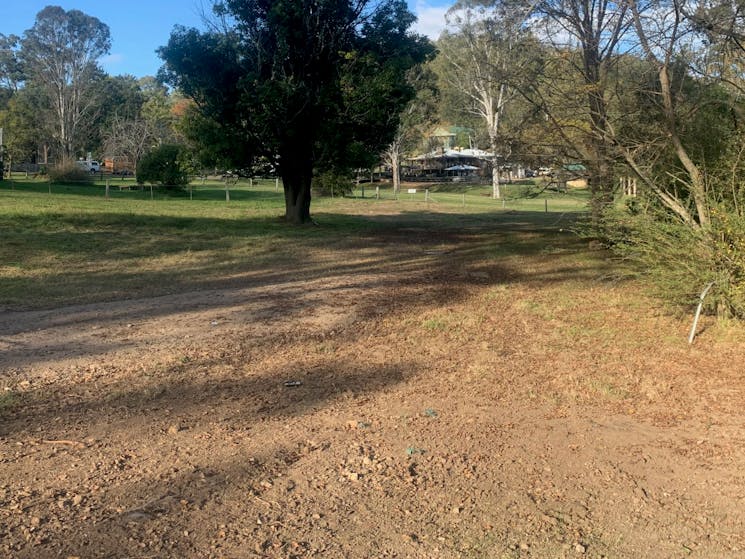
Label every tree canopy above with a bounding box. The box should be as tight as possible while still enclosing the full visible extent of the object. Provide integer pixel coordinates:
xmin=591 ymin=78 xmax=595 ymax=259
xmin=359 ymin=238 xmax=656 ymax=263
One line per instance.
xmin=20 ymin=6 xmax=111 ymax=162
xmin=158 ymin=0 xmax=433 ymax=223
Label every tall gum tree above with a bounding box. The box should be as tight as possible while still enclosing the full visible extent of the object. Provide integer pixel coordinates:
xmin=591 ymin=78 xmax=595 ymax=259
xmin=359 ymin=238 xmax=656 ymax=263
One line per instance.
xmin=159 ymin=0 xmax=432 ymax=224
xmin=20 ymin=6 xmax=110 ymax=162
xmin=529 ymin=0 xmax=631 ymax=219
xmin=438 ymin=0 xmax=536 ymax=199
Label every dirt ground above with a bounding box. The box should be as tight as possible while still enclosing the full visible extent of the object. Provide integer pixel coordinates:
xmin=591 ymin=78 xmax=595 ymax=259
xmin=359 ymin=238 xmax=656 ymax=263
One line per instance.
xmin=1 ymin=214 xmax=745 ymax=558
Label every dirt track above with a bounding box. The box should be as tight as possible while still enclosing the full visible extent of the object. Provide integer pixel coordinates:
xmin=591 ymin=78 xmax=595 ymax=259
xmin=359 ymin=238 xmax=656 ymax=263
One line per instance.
xmin=2 ymin=219 xmax=744 ymax=558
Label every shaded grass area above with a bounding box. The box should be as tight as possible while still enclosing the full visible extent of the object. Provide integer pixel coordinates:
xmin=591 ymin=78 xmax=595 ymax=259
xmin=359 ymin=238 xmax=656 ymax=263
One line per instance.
xmin=0 ymin=177 xmax=590 ymax=310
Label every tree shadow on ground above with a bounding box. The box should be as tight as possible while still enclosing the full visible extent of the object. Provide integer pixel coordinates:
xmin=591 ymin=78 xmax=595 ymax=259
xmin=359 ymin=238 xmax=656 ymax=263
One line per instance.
xmin=2 ymin=352 xmax=414 ymax=439
xmin=0 ymin=210 xmax=638 ymax=558
xmin=1 ymin=207 xmax=603 ymax=308
xmin=0 ymin=208 xmax=613 ymax=372
xmin=4 ymin=357 xmax=418 ymax=558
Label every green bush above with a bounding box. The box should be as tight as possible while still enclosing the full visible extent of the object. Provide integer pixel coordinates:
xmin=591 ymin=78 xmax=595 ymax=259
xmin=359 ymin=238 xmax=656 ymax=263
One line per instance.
xmin=47 ymin=162 xmax=92 ymax=184
xmin=603 ymin=204 xmax=745 ymax=319
xmin=137 ymin=144 xmax=190 ymax=188
xmin=312 ymin=171 xmax=354 ymax=197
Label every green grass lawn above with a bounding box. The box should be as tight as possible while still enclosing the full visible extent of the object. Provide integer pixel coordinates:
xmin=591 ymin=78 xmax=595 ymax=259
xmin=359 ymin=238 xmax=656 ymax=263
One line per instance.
xmin=0 ymin=176 xmax=589 ymax=310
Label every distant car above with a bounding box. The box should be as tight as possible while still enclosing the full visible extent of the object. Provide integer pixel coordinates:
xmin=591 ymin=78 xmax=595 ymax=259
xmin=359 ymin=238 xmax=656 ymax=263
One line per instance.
xmin=76 ymin=160 xmax=100 ymax=173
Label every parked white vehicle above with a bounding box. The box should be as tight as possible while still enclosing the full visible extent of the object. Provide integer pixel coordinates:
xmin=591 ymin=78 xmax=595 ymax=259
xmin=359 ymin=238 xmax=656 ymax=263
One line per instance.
xmin=76 ymin=159 xmax=101 ymax=173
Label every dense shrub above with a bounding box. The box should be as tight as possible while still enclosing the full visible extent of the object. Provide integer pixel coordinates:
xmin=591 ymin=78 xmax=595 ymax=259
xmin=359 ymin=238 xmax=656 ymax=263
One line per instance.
xmin=312 ymin=171 xmax=354 ymax=197
xmin=47 ymin=162 xmax=92 ymax=184
xmin=136 ymin=144 xmax=190 ymax=188
xmin=602 ymin=203 xmax=745 ymax=319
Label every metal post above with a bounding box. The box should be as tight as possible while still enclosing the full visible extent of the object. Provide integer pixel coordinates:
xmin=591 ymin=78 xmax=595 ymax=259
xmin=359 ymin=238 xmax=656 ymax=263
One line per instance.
xmin=688 ymin=282 xmax=715 ymax=344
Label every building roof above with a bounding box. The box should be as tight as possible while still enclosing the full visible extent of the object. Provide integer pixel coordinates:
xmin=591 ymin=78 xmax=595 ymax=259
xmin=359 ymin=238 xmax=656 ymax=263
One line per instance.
xmin=412 ymin=148 xmax=495 ymax=161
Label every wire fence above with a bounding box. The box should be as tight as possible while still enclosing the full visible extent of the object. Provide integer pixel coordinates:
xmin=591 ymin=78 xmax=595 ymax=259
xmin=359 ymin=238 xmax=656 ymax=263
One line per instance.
xmin=349 ymin=183 xmax=588 ymax=214
xmin=1 ymin=175 xmax=589 ymax=214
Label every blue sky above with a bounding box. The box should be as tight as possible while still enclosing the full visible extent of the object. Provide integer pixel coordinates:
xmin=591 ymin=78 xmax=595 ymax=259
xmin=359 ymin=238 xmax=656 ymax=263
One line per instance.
xmin=1 ymin=1 xmax=453 ymax=78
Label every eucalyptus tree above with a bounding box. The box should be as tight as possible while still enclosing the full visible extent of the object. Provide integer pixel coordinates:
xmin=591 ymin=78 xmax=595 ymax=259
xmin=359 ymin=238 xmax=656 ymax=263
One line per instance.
xmin=437 ymin=0 xmax=537 ymax=199
xmin=528 ymin=0 xmax=632 ymax=217
xmin=159 ymin=0 xmax=432 ymax=224
xmin=20 ymin=6 xmax=111 ymax=162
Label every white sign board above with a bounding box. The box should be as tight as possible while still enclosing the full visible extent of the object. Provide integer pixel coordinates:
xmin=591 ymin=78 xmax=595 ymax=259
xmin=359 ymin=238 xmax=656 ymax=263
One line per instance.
xmin=407 ymin=188 xmax=417 ymax=194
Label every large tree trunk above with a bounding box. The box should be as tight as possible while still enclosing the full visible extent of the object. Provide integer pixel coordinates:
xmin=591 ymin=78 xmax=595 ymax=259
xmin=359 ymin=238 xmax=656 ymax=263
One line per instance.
xmin=281 ymin=155 xmax=313 ymax=224
xmin=383 ymin=136 xmax=403 ymax=197
xmin=391 ymin=154 xmax=401 ymax=196
xmin=584 ymin=40 xmax=616 ymax=224
xmin=657 ymin=64 xmax=709 ymax=228
xmin=627 ymin=0 xmax=709 ymax=228
xmin=587 ymin=143 xmax=614 ymax=223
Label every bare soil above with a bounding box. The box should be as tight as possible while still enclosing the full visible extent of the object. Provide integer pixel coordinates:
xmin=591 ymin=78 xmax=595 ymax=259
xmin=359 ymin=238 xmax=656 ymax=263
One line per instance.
xmin=2 ymin=214 xmax=744 ymax=558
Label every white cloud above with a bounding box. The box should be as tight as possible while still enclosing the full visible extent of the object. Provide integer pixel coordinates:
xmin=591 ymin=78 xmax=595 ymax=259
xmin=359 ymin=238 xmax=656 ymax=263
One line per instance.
xmin=413 ymin=1 xmax=451 ymax=40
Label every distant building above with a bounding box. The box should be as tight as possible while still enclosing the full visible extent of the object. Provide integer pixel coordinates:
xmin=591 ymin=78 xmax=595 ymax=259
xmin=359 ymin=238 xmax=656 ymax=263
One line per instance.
xmin=403 ymin=124 xmax=533 ymax=181
xmin=407 ymin=147 xmax=494 ymax=179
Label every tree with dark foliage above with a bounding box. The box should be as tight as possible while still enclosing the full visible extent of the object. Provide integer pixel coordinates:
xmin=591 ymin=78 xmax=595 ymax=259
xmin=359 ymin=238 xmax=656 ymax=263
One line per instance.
xmin=158 ymin=0 xmax=432 ymax=223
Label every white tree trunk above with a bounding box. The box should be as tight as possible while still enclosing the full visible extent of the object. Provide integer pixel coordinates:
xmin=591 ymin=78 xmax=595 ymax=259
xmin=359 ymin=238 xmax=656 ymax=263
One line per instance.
xmin=392 ymin=155 xmax=400 ymax=196
xmin=383 ymin=136 xmax=403 ymax=197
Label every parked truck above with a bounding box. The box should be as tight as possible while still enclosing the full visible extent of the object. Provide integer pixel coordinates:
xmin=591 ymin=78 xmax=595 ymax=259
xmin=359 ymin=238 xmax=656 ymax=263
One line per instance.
xmin=76 ymin=159 xmax=101 ymax=173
